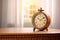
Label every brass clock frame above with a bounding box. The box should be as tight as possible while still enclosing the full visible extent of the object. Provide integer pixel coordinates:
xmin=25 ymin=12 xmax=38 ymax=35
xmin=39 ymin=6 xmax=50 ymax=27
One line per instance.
xmin=32 ymin=8 xmax=51 ymax=31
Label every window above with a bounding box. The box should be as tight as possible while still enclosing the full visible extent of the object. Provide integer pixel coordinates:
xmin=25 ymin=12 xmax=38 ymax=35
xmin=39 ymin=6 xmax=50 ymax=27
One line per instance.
xmin=17 ymin=0 xmax=41 ymax=27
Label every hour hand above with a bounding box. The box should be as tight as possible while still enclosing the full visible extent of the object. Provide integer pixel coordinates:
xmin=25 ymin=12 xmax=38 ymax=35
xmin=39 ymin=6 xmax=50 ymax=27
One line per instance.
xmin=37 ymin=18 xmax=41 ymax=21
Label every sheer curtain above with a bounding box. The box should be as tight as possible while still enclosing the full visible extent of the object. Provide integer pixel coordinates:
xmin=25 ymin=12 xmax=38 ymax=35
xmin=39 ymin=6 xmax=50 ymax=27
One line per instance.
xmin=2 ymin=0 xmax=60 ymax=29
xmin=52 ymin=0 xmax=60 ymax=29
xmin=2 ymin=0 xmax=17 ymax=27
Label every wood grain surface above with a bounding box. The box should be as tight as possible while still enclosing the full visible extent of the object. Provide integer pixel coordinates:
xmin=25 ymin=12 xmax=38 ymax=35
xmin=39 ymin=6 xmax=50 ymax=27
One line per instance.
xmin=0 ymin=28 xmax=60 ymax=40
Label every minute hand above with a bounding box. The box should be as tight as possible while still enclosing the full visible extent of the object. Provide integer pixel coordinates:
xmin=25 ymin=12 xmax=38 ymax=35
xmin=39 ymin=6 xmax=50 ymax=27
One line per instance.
xmin=37 ymin=17 xmax=45 ymax=21
xmin=37 ymin=18 xmax=42 ymax=21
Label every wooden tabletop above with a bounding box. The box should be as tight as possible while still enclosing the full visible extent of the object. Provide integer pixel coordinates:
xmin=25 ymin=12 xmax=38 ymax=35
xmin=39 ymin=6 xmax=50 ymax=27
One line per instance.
xmin=0 ymin=27 xmax=60 ymax=35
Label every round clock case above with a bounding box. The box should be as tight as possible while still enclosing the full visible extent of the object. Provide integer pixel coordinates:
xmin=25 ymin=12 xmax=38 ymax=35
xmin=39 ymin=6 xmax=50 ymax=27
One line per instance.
xmin=32 ymin=8 xmax=51 ymax=31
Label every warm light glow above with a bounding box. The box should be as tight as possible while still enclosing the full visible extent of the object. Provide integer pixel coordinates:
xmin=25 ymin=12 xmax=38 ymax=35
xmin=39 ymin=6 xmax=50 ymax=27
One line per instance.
xmin=21 ymin=0 xmax=41 ymax=27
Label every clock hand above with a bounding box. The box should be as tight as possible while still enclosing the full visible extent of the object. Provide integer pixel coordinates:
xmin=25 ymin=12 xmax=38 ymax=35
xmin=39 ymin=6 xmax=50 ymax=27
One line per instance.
xmin=37 ymin=17 xmax=45 ymax=21
xmin=37 ymin=18 xmax=41 ymax=21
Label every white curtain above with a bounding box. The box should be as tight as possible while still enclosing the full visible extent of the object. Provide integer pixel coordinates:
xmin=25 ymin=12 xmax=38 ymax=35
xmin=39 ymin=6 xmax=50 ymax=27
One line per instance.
xmin=2 ymin=0 xmax=17 ymax=27
xmin=2 ymin=0 xmax=60 ymax=28
xmin=52 ymin=0 xmax=60 ymax=29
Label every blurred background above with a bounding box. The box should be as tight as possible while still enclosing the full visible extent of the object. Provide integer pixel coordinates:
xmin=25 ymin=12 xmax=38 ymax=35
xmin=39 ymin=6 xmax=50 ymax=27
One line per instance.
xmin=0 ymin=0 xmax=60 ymax=29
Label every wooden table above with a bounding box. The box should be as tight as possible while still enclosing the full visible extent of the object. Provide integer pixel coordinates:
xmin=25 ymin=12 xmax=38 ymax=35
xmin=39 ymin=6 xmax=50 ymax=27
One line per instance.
xmin=0 ymin=28 xmax=60 ymax=40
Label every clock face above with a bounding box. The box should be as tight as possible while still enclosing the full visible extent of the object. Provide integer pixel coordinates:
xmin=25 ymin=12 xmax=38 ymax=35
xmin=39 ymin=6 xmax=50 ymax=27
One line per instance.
xmin=34 ymin=13 xmax=47 ymax=28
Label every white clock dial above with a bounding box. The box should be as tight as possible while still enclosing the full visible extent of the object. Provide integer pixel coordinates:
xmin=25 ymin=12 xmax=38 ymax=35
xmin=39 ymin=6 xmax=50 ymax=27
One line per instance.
xmin=35 ymin=13 xmax=47 ymax=28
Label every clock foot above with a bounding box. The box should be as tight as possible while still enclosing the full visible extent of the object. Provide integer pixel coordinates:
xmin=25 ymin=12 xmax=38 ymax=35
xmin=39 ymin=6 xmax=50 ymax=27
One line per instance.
xmin=33 ymin=28 xmax=48 ymax=32
xmin=38 ymin=28 xmax=48 ymax=31
xmin=33 ymin=27 xmax=35 ymax=32
xmin=46 ymin=28 xmax=48 ymax=31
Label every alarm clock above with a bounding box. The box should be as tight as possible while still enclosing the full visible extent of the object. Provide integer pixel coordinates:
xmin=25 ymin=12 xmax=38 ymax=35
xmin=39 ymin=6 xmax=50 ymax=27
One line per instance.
xmin=32 ymin=8 xmax=51 ymax=31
